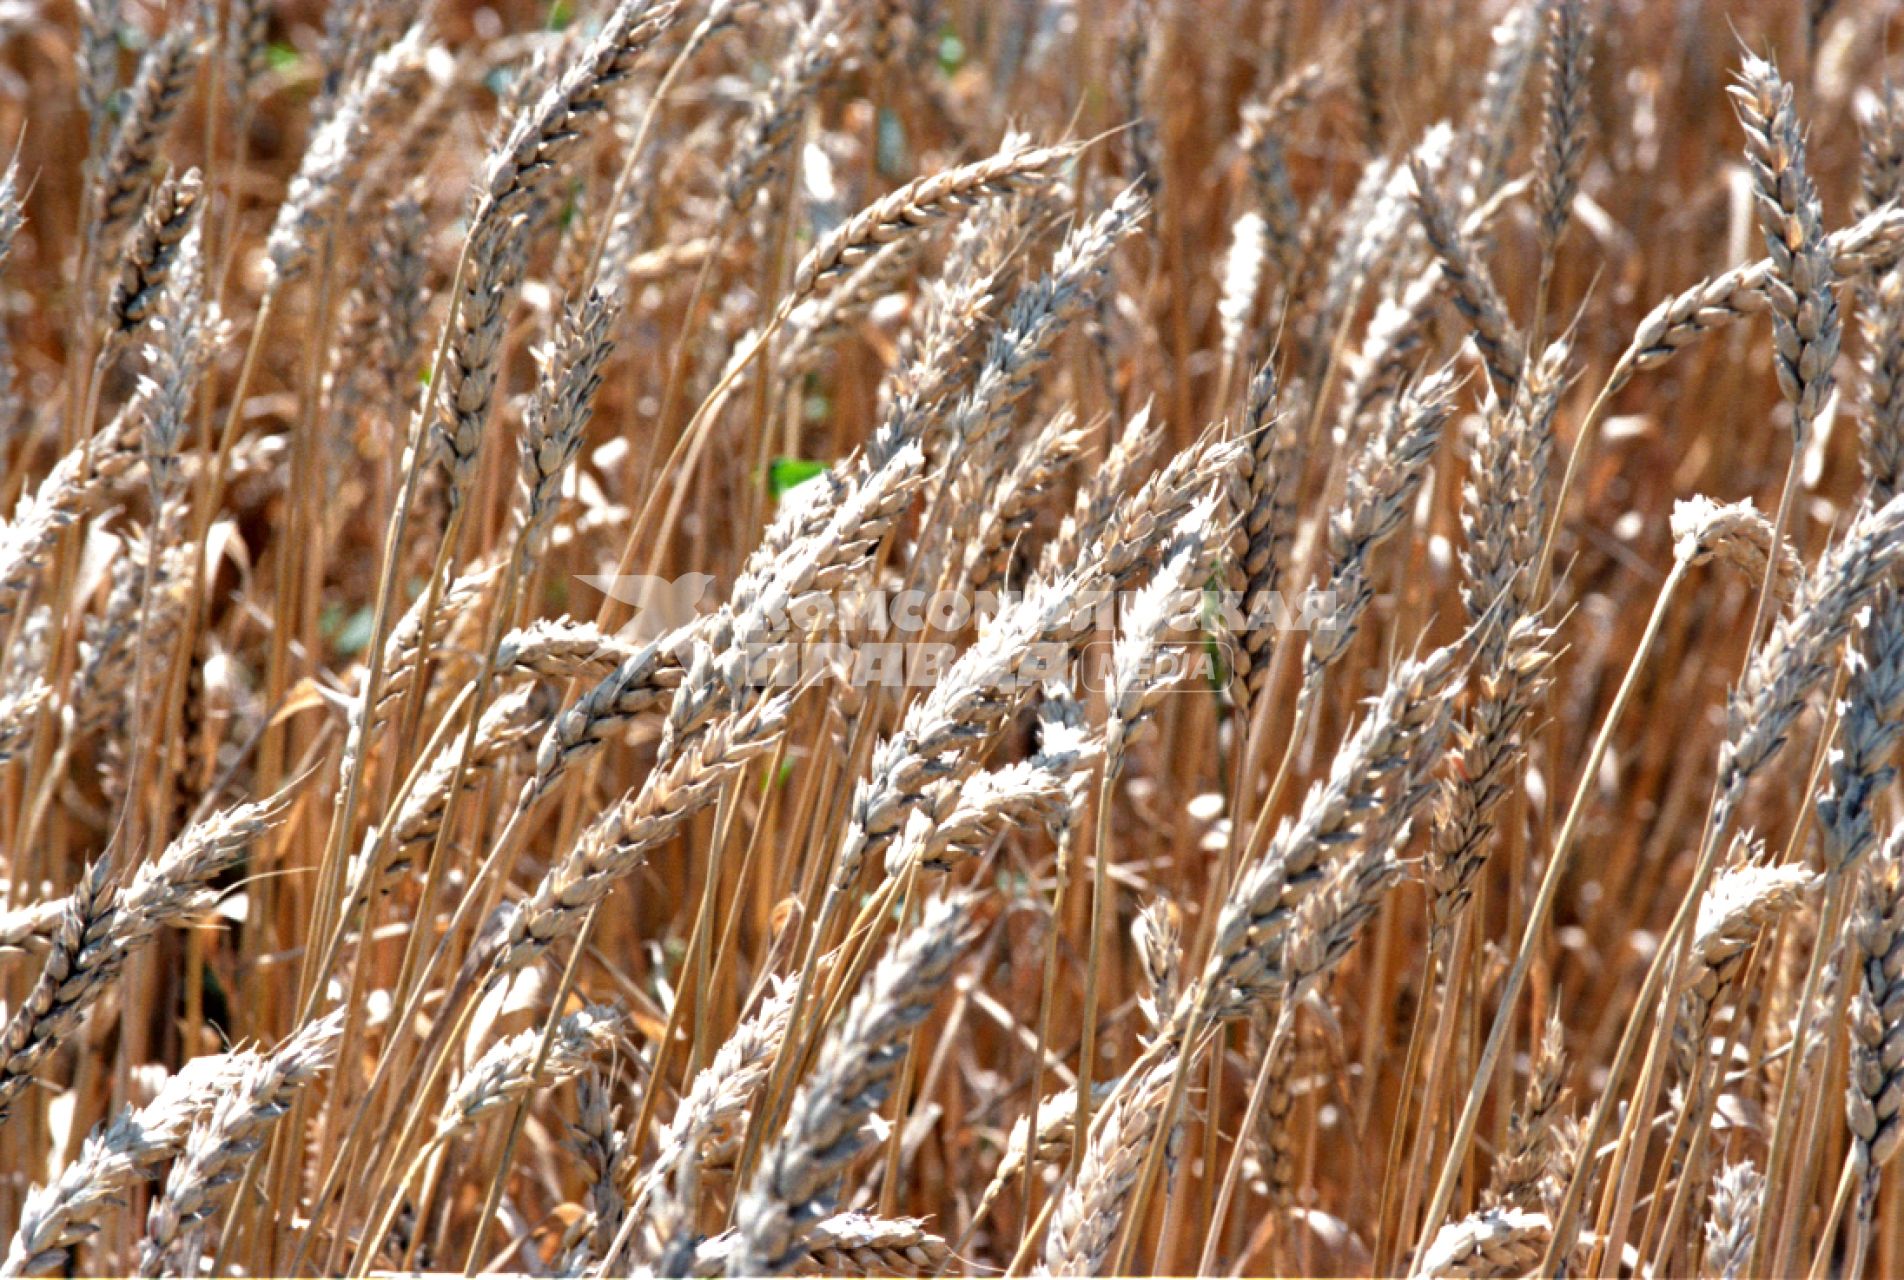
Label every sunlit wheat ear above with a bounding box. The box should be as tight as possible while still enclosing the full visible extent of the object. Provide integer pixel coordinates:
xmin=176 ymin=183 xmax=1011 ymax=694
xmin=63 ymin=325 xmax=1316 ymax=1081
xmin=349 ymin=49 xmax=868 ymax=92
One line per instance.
xmin=1613 ymin=204 xmax=1904 ymax=396
xmin=1107 ymin=493 xmax=1224 ymax=773
xmin=1671 ymin=495 xmax=1803 ymax=604
xmin=106 ymin=167 xmax=201 ymax=342
xmin=961 ymin=404 xmax=1086 ymax=594
xmin=92 ymin=22 xmax=198 ymax=248
xmin=939 ymin=183 xmax=1148 ymax=452
xmin=691 ymin=1212 xmax=950 ymax=1278
xmin=1487 ymin=1011 xmax=1568 ymax=1211
xmin=1042 ymin=403 xmax=1159 ymax=581
xmin=1848 ymin=827 xmax=1904 ymax=1174
xmin=1858 ymin=266 xmax=1904 ymax=504
xmin=1043 ymin=1051 xmax=1178 ymax=1277
xmin=1204 ymin=636 xmax=1464 ymax=1024
xmin=1416 ymin=1206 xmax=1554 ymax=1278
xmin=1310 ymin=145 xmax=1405 ymax=372
xmin=1819 ymin=587 xmax=1904 ymax=871
xmin=518 ymin=288 xmax=620 ymax=559
xmin=1720 ymin=492 xmax=1904 ymax=802
xmin=1426 ymin=339 xmax=1566 ymax=936
xmin=1304 ymin=364 xmax=1459 ymax=685
xmin=1531 ymin=0 xmax=1591 ymax=263
xmin=1233 ymin=357 xmax=1302 ymax=707
xmin=499 ymin=688 xmax=794 ymax=975
xmin=1462 ymin=338 xmax=1568 ymax=623
xmin=132 ymin=221 xmax=218 ymax=498
xmin=1856 ymin=87 xmax=1904 ymax=501
xmin=791 ymin=1213 xmax=951 ymax=1277
xmin=437 ymin=1005 xmax=628 ymax=1143
xmin=73 ymin=0 xmax=119 ymax=145
xmin=0 ymin=405 xmax=147 ymax=621
xmin=479 ymin=0 xmax=681 ymax=228
xmin=496 ymin=618 xmax=644 ymax=681
xmin=1427 ymin=614 xmax=1554 ymax=936
xmin=1217 ymin=209 xmax=1267 ymax=376
xmin=1133 ymin=900 xmax=1183 ymax=1034
xmin=628 ymin=981 xmax=796 ymax=1267
xmin=1097 ymin=435 xmax=1249 ymax=592
xmin=0 ymin=681 xmax=48 ymax=770
xmin=557 ymin=1073 xmax=631 ymax=1274
xmin=1408 ymin=159 xmax=1523 ymax=398
xmin=1858 ymin=82 xmax=1904 ymax=213
xmin=0 ymin=158 xmax=22 ymax=445
xmin=0 ymin=793 xmax=294 ymax=1122
xmin=1675 ymin=859 xmax=1815 ymax=1084
xmin=1703 ymin=1161 xmax=1764 ymax=1280
xmin=2 ymin=1054 xmax=252 ymax=1278
xmin=716 ymin=0 xmax=851 ymax=215
xmin=882 ymin=708 xmax=1100 ymax=878
xmin=429 ymin=214 xmax=524 ymax=516
xmin=368 ymin=558 xmax=504 ymax=719
xmin=265 ymin=27 xmax=436 ymax=286
xmin=973 ymin=1077 xmax=1120 ymax=1229
xmin=355 ymin=684 xmax=547 ymax=893
xmin=138 ymin=1011 xmax=346 ymax=1277
xmin=730 ymin=894 xmax=970 ymax=1276
xmin=1730 ymin=50 xmax=1839 ymax=440
xmin=919 ymin=185 xmax=1149 ymax=591
xmin=788 ymin=140 xmax=1078 ymax=304
xmin=1237 ymin=91 xmax=1312 ymax=286
xmin=1459 ymin=0 xmax=1544 ymax=197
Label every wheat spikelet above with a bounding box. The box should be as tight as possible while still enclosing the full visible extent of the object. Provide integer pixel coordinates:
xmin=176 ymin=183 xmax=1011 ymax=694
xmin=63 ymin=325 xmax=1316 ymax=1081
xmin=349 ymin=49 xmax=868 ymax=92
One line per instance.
xmin=266 ymin=28 xmax=437 ymax=284
xmin=502 ymin=689 xmax=794 ymax=974
xmin=1488 ymin=1011 xmax=1568 ymax=1210
xmin=519 ymin=289 xmax=620 ymax=557
xmin=1614 ymin=203 xmax=1904 ymax=393
xmin=1730 ymin=51 xmax=1840 ymax=439
xmin=106 ymin=167 xmax=201 ymax=339
xmin=1671 ymin=495 xmax=1804 ymax=604
xmin=722 ymin=0 xmax=849 ymax=212
xmin=438 ymin=1004 xmax=628 ymax=1141
xmin=137 ymin=1012 xmax=345 ymax=1276
xmin=790 ymin=141 xmax=1076 ymax=302
xmin=1233 ymin=359 xmax=1303 ymax=705
xmin=1 ymin=1054 xmax=251 ymax=1277
xmin=1204 ymin=640 xmax=1464 ymax=1023
xmin=1409 ymin=161 xmax=1523 ymax=397
xmin=1675 ymin=859 xmax=1814 ymax=1083
xmin=1531 ymin=0 xmax=1591 ymax=261
xmin=0 ymin=794 xmax=291 ymax=1121
xmin=1702 ymin=1161 xmax=1763 ymax=1279
xmin=1721 ymin=492 xmax=1904 ymax=798
xmin=729 ymin=894 xmax=969 ymax=1275
xmin=627 ymin=980 xmax=796 ymax=1264
xmin=1304 ymin=365 xmax=1459 ymax=681
xmin=1043 ymin=1051 xmax=1177 ymax=1276
xmin=558 ymin=1073 xmax=631 ymax=1274
xmin=1849 ymin=826 xmax=1904 ymax=1171
xmin=93 ymin=23 xmax=198 ymax=243
xmin=480 ymin=0 xmax=681 ymax=226
xmin=1416 ymin=1206 xmax=1552 ymax=1278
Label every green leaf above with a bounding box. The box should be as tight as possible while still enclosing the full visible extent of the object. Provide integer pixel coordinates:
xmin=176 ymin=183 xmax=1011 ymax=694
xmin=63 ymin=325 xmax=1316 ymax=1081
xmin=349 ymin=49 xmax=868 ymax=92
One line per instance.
xmin=767 ymin=456 xmax=829 ymax=498
xmin=937 ymin=28 xmax=966 ymax=76
xmin=265 ymin=41 xmax=302 ymax=72
xmin=325 ymin=605 xmax=377 ymax=658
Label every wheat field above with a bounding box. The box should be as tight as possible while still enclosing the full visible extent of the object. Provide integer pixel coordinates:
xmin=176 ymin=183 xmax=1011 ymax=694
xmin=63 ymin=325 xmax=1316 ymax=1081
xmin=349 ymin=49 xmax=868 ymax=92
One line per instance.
xmin=3 ymin=0 xmax=1904 ymax=1275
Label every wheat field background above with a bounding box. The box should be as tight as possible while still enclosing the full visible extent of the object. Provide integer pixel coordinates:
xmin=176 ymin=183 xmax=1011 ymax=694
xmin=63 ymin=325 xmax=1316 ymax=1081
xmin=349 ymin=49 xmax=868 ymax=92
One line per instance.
xmin=0 ymin=0 xmax=1901 ymax=1276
